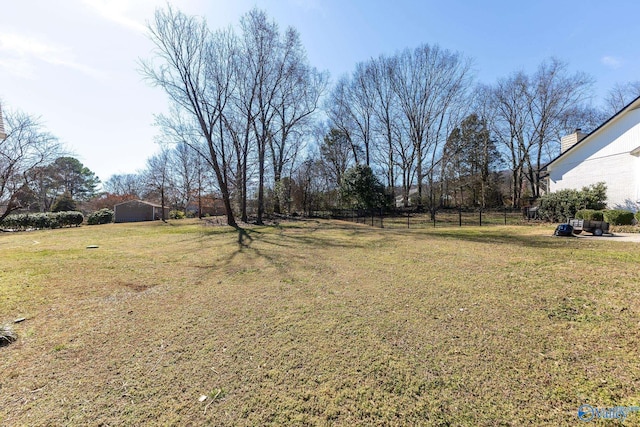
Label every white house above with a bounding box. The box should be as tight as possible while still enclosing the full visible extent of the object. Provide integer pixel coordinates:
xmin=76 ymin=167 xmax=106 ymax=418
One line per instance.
xmin=544 ymin=95 xmax=640 ymax=212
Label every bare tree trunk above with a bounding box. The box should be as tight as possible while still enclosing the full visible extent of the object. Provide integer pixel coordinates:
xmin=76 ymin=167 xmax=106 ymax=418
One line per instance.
xmin=142 ymin=7 xmax=238 ymax=227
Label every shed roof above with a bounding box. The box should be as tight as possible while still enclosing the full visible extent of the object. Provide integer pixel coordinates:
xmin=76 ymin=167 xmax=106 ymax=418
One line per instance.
xmin=114 ymin=200 xmax=166 ymax=208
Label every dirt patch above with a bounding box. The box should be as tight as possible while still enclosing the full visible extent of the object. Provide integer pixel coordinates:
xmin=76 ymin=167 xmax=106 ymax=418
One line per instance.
xmin=121 ymin=282 xmax=155 ymax=292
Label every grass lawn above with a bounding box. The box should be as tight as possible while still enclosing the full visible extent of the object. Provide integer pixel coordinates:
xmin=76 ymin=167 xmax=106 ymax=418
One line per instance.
xmin=2 ymin=219 xmax=640 ymax=425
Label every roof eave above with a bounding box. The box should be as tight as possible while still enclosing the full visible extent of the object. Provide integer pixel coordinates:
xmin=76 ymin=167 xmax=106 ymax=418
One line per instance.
xmin=543 ymin=93 xmax=640 ymax=171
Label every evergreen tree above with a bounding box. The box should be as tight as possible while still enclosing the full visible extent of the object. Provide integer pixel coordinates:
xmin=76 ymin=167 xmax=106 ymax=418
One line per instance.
xmin=444 ymin=114 xmax=501 ymax=207
xmin=340 ymin=164 xmax=386 ymax=210
xmin=51 ymin=191 xmax=76 ymax=212
xmin=48 ymin=157 xmax=100 ymax=201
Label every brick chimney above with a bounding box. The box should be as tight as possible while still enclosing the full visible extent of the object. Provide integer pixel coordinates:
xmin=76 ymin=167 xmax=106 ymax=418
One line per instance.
xmin=560 ymin=128 xmax=587 ymax=153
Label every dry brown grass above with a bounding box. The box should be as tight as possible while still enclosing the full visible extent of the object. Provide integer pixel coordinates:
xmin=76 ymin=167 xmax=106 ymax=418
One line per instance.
xmin=1 ymin=219 xmax=640 ymax=425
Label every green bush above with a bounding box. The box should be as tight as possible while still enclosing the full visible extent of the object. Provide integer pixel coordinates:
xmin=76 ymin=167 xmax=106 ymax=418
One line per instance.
xmin=340 ymin=164 xmax=387 ymax=209
xmin=603 ymin=209 xmax=635 ymax=226
xmin=538 ymin=182 xmax=607 ymax=222
xmin=56 ymin=211 xmax=84 ymax=227
xmin=87 ymin=208 xmax=114 ymax=225
xmin=52 ymin=192 xmax=77 ymax=212
xmin=0 ymin=211 xmax=83 ymax=230
xmin=636 ymin=211 xmax=640 ymax=223
xmin=169 ymin=210 xmax=186 ymax=220
xmin=575 ymin=209 xmax=604 ymax=221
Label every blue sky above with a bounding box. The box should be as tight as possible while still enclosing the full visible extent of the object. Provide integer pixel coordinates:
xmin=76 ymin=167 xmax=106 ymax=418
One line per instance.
xmin=1 ymin=0 xmax=639 ymax=182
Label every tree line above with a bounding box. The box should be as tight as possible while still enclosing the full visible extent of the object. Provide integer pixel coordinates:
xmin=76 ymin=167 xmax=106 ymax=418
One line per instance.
xmin=139 ymin=6 xmax=640 ymax=225
xmin=3 ymin=6 xmax=640 ymax=224
xmin=0 ymin=110 xmax=101 ymax=222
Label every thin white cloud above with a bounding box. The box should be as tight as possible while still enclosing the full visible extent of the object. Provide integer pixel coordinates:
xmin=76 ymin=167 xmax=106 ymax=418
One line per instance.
xmin=0 ymin=32 xmax=105 ymax=79
xmin=601 ymin=55 xmax=623 ymax=69
xmin=81 ymin=0 xmax=148 ymax=33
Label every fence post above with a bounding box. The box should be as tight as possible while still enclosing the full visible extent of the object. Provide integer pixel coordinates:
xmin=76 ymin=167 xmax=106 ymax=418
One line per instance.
xmin=459 ymin=207 xmax=462 ymax=227
xmin=371 ymin=210 xmax=374 ymax=227
xmin=407 ymin=212 xmax=410 ymax=229
xmin=380 ymin=208 xmax=384 ymax=228
xmin=504 ymin=208 xmax=507 ymax=225
xmin=479 ymin=209 xmax=482 ymax=226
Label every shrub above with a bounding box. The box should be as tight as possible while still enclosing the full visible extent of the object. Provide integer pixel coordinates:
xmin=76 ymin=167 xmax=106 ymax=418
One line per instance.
xmin=52 ymin=192 xmax=77 ymax=212
xmin=603 ymin=209 xmax=635 ymax=226
xmin=55 ymin=211 xmax=84 ymax=227
xmin=87 ymin=208 xmax=114 ymax=225
xmin=538 ymin=182 xmax=607 ymax=222
xmin=575 ymin=209 xmax=604 ymax=221
xmin=340 ymin=165 xmax=387 ymax=210
xmin=636 ymin=211 xmax=640 ymax=223
xmin=170 ymin=210 xmax=186 ymax=220
xmin=0 ymin=211 xmax=83 ymax=230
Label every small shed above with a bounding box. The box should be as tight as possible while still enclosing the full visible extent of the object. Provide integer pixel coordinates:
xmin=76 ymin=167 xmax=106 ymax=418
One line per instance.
xmin=114 ymin=200 xmax=169 ymax=223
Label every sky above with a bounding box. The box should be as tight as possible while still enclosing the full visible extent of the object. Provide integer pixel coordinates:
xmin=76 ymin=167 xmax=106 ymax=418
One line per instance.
xmin=1 ymin=0 xmax=639 ymax=184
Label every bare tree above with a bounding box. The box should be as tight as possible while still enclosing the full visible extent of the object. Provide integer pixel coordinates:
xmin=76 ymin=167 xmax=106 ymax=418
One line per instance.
xmin=390 ymin=44 xmax=472 ymax=213
xmin=142 ymin=6 xmax=238 ymax=227
xmin=348 ymin=63 xmax=376 ymax=166
xmin=239 ymin=9 xmax=322 ymax=223
xmin=270 ymin=56 xmax=328 ymax=214
xmin=488 ymin=74 xmax=530 ymax=207
xmin=290 ymin=156 xmax=327 ymax=215
xmin=0 ymin=110 xmax=62 ymax=221
xmin=168 ymin=142 xmax=200 ymax=211
xmin=488 ymin=59 xmax=594 ymax=205
xmin=326 ymin=77 xmax=361 ymax=164
xmin=144 ymin=147 xmax=172 ymax=221
xmin=524 ymin=59 xmax=593 ymax=198
xmin=0 ymin=103 xmax=6 ymax=140
xmin=368 ymin=56 xmax=400 ymax=200
xmin=239 ymin=9 xmax=282 ymax=224
xmin=104 ymin=173 xmax=144 ymax=198
xmin=605 ymin=81 xmax=640 ymax=114
xmin=393 ymin=121 xmax=416 ymax=207
xmin=326 ymin=66 xmax=376 ymax=167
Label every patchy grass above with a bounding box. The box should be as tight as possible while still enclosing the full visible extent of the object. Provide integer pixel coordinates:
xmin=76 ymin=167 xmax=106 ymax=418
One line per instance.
xmin=2 ymin=219 xmax=640 ymax=425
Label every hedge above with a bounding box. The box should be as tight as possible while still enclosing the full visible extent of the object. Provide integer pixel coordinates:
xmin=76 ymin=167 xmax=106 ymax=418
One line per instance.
xmin=538 ymin=182 xmax=607 ymax=222
xmin=87 ymin=208 xmax=114 ymax=225
xmin=575 ymin=209 xmax=604 ymax=221
xmin=603 ymin=209 xmax=635 ymax=226
xmin=0 ymin=211 xmax=84 ymax=230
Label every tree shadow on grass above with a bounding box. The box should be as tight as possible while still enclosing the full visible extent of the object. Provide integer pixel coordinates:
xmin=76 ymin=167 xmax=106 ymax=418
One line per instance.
xmin=236 ymin=227 xmax=254 ymax=248
xmin=217 ymin=221 xmax=374 ymax=270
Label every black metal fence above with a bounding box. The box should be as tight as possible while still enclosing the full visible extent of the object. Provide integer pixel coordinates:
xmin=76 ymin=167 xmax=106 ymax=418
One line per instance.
xmin=312 ymin=208 xmax=529 ymax=229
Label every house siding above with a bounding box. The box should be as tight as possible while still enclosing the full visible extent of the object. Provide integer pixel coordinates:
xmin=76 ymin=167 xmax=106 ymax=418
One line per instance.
xmin=548 ymin=108 xmax=640 ymax=212
xmin=114 ymin=200 xmax=168 ymax=223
